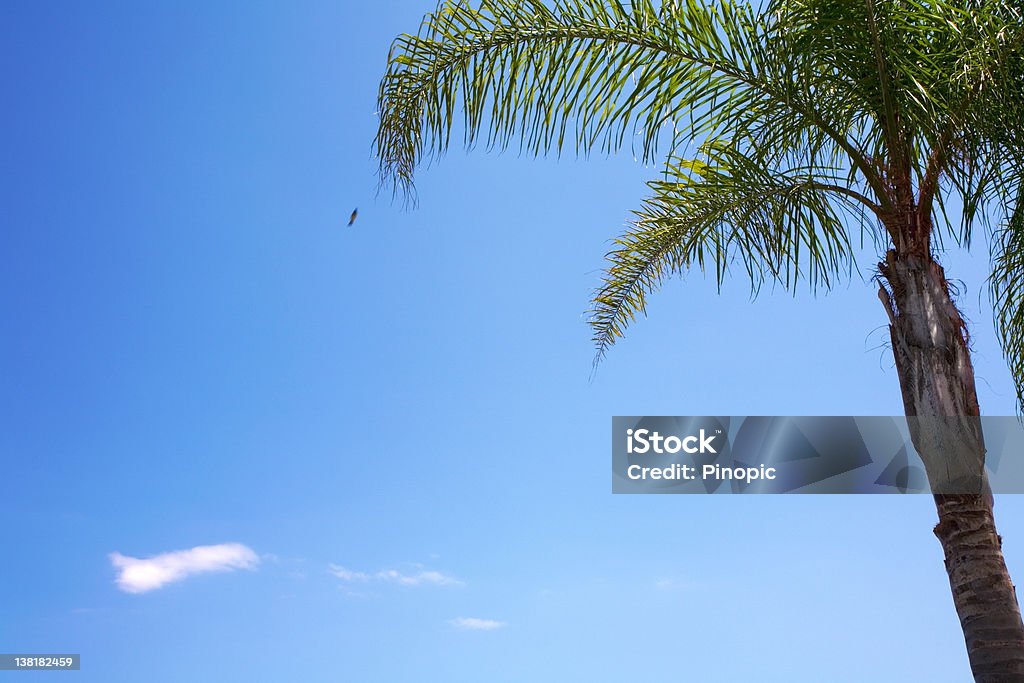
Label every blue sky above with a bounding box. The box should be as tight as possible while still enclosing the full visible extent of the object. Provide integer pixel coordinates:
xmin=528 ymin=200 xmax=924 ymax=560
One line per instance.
xmin=2 ymin=2 xmax=1023 ymax=681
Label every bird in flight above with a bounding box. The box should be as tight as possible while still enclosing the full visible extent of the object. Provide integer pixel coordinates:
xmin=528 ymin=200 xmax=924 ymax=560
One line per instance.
xmin=347 ymin=208 xmax=358 ymax=226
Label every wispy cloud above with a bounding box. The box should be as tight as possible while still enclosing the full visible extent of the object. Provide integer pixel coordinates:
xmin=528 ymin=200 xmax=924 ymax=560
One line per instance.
xmin=110 ymin=543 xmax=259 ymax=594
xmin=377 ymin=568 xmax=461 ymax=586
xmin=450 ymin=617 xmax=506 ymax=631
xmin=328 ymin=564 xmax=371 ymax=582
xmin=654 ymin=577 xmax=698 ymax=591
xmin=329 ymin=564 xmax=461 ymax=587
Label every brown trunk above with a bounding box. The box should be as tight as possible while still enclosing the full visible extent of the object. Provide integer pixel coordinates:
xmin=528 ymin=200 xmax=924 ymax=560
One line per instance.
xmin=878 ymin=244 xmax=1024 ymax=680
xmin=934 ymin=494 xmax=1024 ymax=681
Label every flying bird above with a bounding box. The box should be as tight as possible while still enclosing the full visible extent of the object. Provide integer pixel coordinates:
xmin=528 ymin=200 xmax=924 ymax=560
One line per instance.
xmin=347 ymin=208 xmax=358 ymax=226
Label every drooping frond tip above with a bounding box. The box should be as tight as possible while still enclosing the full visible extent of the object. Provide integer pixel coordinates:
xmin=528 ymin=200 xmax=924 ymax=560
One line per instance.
xmin=374 ymin=0 xmax=782 ymax=203
xmin=588 ymin=140 xmax=875 ymax=364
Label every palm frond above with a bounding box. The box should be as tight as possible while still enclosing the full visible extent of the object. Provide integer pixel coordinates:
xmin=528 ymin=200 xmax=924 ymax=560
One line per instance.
xmin=375 ymin=0 xmax=884 ymax=204
xmin=589 ymin=139 xmax=872 ymax=361
xmin=990 ymin=181 xmax=1024 ymax=409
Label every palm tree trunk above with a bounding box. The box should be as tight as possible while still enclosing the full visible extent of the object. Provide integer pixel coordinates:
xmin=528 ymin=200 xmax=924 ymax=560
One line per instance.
xmin=933 ymin=494 xmax=1024 ymax=681
xmin=878 ymin=247 xmax=1024 ymax=681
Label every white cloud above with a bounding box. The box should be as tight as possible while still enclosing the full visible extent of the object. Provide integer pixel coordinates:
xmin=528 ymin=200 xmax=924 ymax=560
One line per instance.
xmin=377 ymin=569 xmax=461 ymax=586
xmin=110 ymin=543 xmax=259 ymax=594
xmin=329 ymin=564 xmax=461 ymax=587
xmin=450 ymin=617 xmax=506 ymax=631
xmin=328 ymin=564 xmax=371 ymax=582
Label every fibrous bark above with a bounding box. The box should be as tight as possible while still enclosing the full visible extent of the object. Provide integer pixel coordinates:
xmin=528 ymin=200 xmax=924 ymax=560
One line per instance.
xmin=878 ymin=243 xmax=1024 ymax=681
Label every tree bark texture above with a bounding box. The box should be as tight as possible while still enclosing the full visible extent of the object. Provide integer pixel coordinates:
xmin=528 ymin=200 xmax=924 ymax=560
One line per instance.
xmin=878 ymin=245 xmax=1024 ymax=681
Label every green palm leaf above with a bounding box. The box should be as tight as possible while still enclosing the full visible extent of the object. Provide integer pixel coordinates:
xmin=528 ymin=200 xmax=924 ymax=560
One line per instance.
xmin=590 ymin=140 xmax=876 ymax=360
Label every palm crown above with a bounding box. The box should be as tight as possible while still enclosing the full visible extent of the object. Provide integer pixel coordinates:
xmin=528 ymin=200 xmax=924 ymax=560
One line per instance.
xmin=376 ymin=0 xmax=1023 ymax=390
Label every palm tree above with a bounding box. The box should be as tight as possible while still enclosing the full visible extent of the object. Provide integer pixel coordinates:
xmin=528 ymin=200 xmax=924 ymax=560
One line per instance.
xmin=373 ymin=0 xmax=1024 ymax=677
